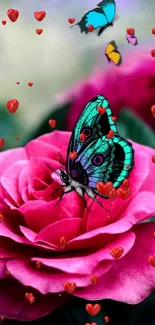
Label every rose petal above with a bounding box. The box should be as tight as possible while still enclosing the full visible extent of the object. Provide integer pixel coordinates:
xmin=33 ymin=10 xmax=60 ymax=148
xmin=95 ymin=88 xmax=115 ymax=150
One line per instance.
xmin=19 ymin=226 xmax=57 ymax=251
xmin=0 ymin=279 xmax=68 ymax=320
xmin=74 ymin=223 xmax=155 ymax=304
xmin=0 ymin=147 xmax=27 ymax=177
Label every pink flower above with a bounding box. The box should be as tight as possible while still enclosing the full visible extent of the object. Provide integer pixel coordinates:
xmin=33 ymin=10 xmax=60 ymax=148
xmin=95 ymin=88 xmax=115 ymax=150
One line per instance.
xmin=0 ymin=131 xmax=155 ymax=320
xmin=63 ymin=53 xmax=155 ymax=130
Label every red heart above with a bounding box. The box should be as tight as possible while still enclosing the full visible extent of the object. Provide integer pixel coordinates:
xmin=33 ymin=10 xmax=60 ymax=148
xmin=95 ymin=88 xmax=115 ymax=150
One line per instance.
xmin=117 ymin=188 xmax=131 ymax=199
xmin=126 ymin=28 xmax=135 ymax=36
xmin=64 ymin=282 xmax=76 ymax=293
xmin=68 ymin=17 xmax=75 ymax=24
xmin=69 ymin=152 xmax=77 ymax=160
xmin=96 ymin=182 xmax=113 ymax=196
xmin=28 ymin=82 xmax=33 ymax=87
xmin=151 ymin=105 xmax=155 ymax=117
xmin=16 ymin=81 xmax=20 ymax=84
xmin=2 ymin=20 xmax=6 ymax=25
xmin=108 ymin=188 xmax=117 ymax=200
xmin=152 ymin=156 xmax=155 ymax=163
xmin=25 ymin=292 xmax=35 ymax=303
xmin=7 ymin=9 xmax=19 ymax=22
xmin=7 ymin=99 xmax=19 ymax=113
xmin=34 ymin=11 xmax=46 ymax=21
xmin=112 ymin=116 xmax=116 ymax=121
xmin=80 ymin=133 xmax=86 ymax=142
xmin=90 ymin=275 xmax=99 ymax=285
xmin=106 ymin=130 xmax=114 ymax=139
xmin=0 ymin=138 xmax=4 ymax=148
xmin=125 ymin=165 xmax=130 ymax=169
xmin=0 ymin=214 xmax=3 ymax=223
xmin=85 ymin=323 xmax=97 ymax=325
xmin=151 ymin=49 xmax=155 ymax=57
xmin=97 ymin=107 xmax=106 ymax=115
xmin=16 ymin=136 xmax=20 ymax=140
xmin=60 ymin=237 xmax=67 ymax=249
xmin=104 ymin=316 xmax=110 ymax=323
xmin=110 ymin=247 xmax=124 ymax=259
xmin=86 ymin=304 xmax=101 ymax=316
xmin=36 ymin=29 xmax=43 ymax=35
xmin=88 ymin=24 xmax=94 ymax=32
xmin=122 ymin=179 xmax=129 ymax=190
xmin=49 ymin=119 xmax=56 ymax=128
xmin=148 ymin=256 xmax=155 ymax=267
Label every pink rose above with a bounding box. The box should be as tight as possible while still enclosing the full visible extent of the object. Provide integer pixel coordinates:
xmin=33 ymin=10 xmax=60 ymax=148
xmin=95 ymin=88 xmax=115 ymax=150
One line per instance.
xmin=0 ymin=131 xmax=155 ymax=320
xmin=61 ymin=53 xmax=155 ymax=130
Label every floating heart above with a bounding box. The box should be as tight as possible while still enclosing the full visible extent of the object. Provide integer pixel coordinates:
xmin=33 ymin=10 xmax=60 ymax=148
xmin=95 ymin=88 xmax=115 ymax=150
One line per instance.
xmin=151 ymin=105 xmax=155 ymax=117
xmin=90 ymin=275 xmax=99 ymax=285
xmin=0 ymin=214 xmax=4 ymax=222
xmin=97 ymin=106 xmax=106 ymax=115
xmin=0 ymin=138 xmax=4 ymax=148
xmin=34 ymin=11 xmax=46 ymax=21
xmin=86 ymin=303 xmax=101 ymax=316
xmin=148 ymin=256 xmax=155 ymax=267
xmin=106 ymin=130 xmax=114 ymax=139
xmin=2 ymin=20 xmax=6 ymax=25
xmin=7 ymin=99 xmax=19 ymax=114
xmin=68 ymin=17 xmax=75 ymax=24
xmin=152 ymin=156 xmax=155 ymax=163
xmin=122 ymin=179 xmax=129 ymax=190
xmin=126 ymin=28 xmax=135 ymax=36
xmin=64 ymin=282 xmax=76 ymax=294
xmin=104 ymin=316 xmax=110 ymax=323
xmin=110 ymin=247 xmax=124 ymax=259
xmin=16 ymin=136 xmax=20 ymax=140
xmin=88 ymin=24 xmax=94 ymax=32
xmin=36 ymin=29 xmax=43 ymax=35
xmin=117 ymin=188 xmax=131 ymax=199
xmin=60 ymin=236 xmax=67 ymax=249
xmin=96 ymin=181 xmax=113 ymax=196
xmin=69 ymin=152 xmax=77 ymax=160
xmin=112 ymin=116 xmax=116 ymax=121
xmin=80 ymin=133 xmax=86 ymax=142
xmin=108 ymin=188 xmax=117 ymax=200
xmin=49 ymin=119 xmax=56 ymax=128
xmin=7 ymin=9 xmax=19 ymax=22
xmin=28 ymin=82 xmax=33 ymax=87
xmin=85 ymin=323 xmax=97 ymax=325
xmin=125 ymin=165 xmax=130 ymax=169
xmin=16 ymin=81 xmax=20 ymax=84
xmin=36 ymin=261 xmax=41 ymax=269
xmin=25 ymin=293 xmax=35 ymax=304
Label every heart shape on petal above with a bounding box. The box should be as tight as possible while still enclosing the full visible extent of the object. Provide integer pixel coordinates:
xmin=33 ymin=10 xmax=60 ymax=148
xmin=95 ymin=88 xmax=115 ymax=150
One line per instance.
xmin=86 ymin=303 xmax=101 ymax=316
xmin=117 ymin=188 xmax=131 ymax=199
xmin=63 ymin=281 xmax=76 ymax=293
xmin=96 ymin=181 xmax=113 ymax=196
xmin=110 ymin=247 xmax=124 ymax=259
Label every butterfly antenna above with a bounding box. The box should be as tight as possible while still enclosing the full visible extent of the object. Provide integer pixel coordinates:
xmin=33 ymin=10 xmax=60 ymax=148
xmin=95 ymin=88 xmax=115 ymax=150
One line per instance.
xmin=114 ymin=15 xmax=119 ymax=22
xmin=83 ymin=195 xmax=90 ymax=213
xmin=94 ymin=196 xmax=110 ymax=212
xmin=57 ymin=152 xmax=65 ymax=170
xmin=44 ymin=162 xmax=61 ymax=177
xmin=55 ymin=191 xmax=65 ymax=205
xmin=51 ymin=185 xmax=64 ymax=197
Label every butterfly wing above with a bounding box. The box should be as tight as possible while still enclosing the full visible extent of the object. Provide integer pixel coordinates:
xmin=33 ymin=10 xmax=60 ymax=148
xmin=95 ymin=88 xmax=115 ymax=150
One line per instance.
xmin=66 ymin=95 xmax=134 ymax=196
xmin=97 ymin=0 xmax=116 ymax=23
xmin=66 ymin=95 xmax=118 ymax=174
xmin=105 ymin=41 xmax=122 ymax=65
xmin=76 ymin=8 xmax=108 ymax=33
xmin=126 ymin=33 xmax=138 ymax=46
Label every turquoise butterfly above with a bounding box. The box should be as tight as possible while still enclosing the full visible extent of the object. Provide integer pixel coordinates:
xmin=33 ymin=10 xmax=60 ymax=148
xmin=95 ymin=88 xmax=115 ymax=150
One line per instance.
xmin=45 ymin=95 xmax=134 ymax=209
xmin=71 ymin=0 xmax=118 ymax=36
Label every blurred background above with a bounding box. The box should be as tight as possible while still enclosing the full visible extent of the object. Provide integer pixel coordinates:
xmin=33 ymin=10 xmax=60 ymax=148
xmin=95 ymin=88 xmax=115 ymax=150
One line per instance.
xmin=0 ymin=0 xmax=155 ymax=149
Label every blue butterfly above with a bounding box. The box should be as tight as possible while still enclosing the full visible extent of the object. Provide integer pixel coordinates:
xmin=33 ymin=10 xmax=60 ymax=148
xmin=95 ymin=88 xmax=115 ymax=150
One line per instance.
xmin=71 ymin=0 xmax=118 ymax=36
xmin=45 ymin=95 xmax=134 ymax=210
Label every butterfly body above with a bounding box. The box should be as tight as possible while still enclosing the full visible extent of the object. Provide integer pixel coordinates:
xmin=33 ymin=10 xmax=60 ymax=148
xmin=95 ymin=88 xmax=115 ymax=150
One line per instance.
xmin=46 ymin=95 xmax=134 ymax=208
xmin=71 ymin=0 xmax=117 ymax=36
xmin=105 ymin=40 xmax=122 ymax=65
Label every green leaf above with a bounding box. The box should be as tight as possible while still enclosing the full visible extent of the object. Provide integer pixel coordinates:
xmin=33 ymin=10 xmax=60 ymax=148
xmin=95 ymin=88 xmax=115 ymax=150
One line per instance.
xmin=117 ymin=109 xmax=155 ymax=148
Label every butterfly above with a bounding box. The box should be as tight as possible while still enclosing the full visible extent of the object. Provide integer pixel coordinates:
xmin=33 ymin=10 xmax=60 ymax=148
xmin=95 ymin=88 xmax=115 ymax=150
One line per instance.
xmin=105 ymin=40 xmax=122 ymax=65
xmin=71 ymin=0 xmax=118 ymax=36
xmin=126 ymin=32 xmax=138 ymax=46
xmin=45 ymin=95 xmax=134 ymax=210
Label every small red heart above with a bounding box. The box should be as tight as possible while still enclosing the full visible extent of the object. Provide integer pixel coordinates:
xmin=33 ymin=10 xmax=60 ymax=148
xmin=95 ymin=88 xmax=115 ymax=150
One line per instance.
xmin=60 ymin=236 xmax=67 ymax=249
xmin=16 ymin=81 xmax=20 ymax=84
xmin=25 ymin=292 xmax=35 ymax=303
xmin=96 ymin=181 xmax=113 ymax=196
xmin=88 ymin=24 xmax=94 ymax=32
xmin=7 ymin=9 xmax=19 ymax=22
xmin=104 ymin=316 xmax=110 ymax=323
xmin=34 ymin=11 xmax=46 ymax=21
xmin=16 ymin=136 xmax=20 ymax=140
xmin=106 ymin=130 xmax=114 ymax=139
xmin=7 ymin=99 xmax=19 ymax=113
xmin=148 ymin=256 xmax=155 ymax=267
xmin=125 ymin=165 xmax=130 ymax=169
xmin=2 ymin=20 xmax=6 ymax=25
xmin=97 ymin=107 xmax=106 ymax=115
xmin=117 ymin=188 xmax=131 ymax=199
xmin=68 ymin=17 xmax=75 ymax=24
xmin=152 ymin=28 xmax=155 ymax=35
xmin=112 ymin=116 xmax=116 ymax=121
xmin=110 ymin=247 xmax=124 ymax=259
xmin=151 ymin=105 xmax=155 ymax=117
xmin=85 ymin=323 xmax=97 ymax=325
xmin=151 ymin=49 xmax=155 ymax=57
xmin=90 ymin=275 xmax=99 ymax=285
xmin=80 ymin=133 xmax=86 ymax=142
xmin=69 ymin=152 xmax=77 ymax=160
xmin=126 ymin=28 xmax=135 ymax=36
xmin=64 ymin=282 xmax=76 ymax=294
xmin=0 ymin=214 xmax=4 ymax=223
xmin=28 ymin=82 xmax=33 ymax=87
xmin=122 ymin=179 xmax=129 ymax=190
xmin=0 ymin=316 xmax=4 ymax=320
xmin=86 ymin=304 xmax=101 ymax=316
xmin=36 ymin=260 xmax=41 ymax=269
xmin=152 ymin=156 xmax=155 ymax=163
xmin=0 ymin=138 xmax=4 ymax=148
xmin=108 ymin=188 xmax=117 ymax=200
xmin=49 ymin=119 xmax=56 ymax=128
xmin=36 ymin=29 xmax=43 ymax=35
